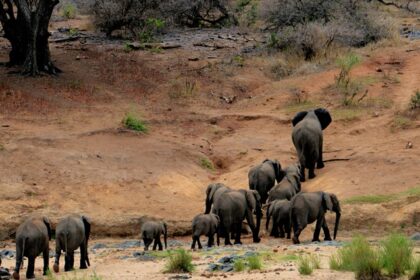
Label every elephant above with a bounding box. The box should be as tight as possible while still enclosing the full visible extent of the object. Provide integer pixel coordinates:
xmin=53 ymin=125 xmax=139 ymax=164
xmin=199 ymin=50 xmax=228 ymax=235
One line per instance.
xmin=266 ymin=199 xmax=291 ymax=238
xmin=204 ymin=183 xmax=231 ymax=214
xmin=290 ymin=192 xmax=341 ymax=244
xmin=12 ymin=216 xmax=51 ymax=280
xmin=53 ymin=214 xmax=91 ymax=273
xmin=291 ymin=108 xmax=332 ymax=182
xmin=191 ymin=213 xmax=220 ymax=249
xmin=212 ymin=189 xmax=261 ymax=245
xmin=141 ymin=221 xmax=168 ymax=251
xmin=248 ymin=159 xmax=285 ymax=204
xmin=267 ymin=164 xmax=301 ymax=203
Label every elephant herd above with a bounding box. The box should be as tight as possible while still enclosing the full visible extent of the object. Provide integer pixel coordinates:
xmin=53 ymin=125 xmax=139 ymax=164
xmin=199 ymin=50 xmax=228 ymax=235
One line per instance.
xmin=10 ymin=107 xmax=341 ymax=279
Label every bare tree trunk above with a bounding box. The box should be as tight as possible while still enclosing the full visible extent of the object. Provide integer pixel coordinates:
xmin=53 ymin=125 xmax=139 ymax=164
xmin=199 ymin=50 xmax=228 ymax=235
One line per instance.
xmin=0 ymin=0 xmax=60 ymax=75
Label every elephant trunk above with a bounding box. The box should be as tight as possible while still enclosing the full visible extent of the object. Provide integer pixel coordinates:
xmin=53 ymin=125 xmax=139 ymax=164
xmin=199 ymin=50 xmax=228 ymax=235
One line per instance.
xmin=333 ymin=211 xmax=341 ymax=240
xmin=164 ymin=224 xmax=168 ymax=249
xmin=205 ymin=198 xmax=211 ymax=214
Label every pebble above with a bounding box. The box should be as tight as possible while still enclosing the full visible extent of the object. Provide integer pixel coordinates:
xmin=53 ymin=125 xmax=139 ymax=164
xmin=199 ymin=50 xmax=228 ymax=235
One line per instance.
xmin=410 ymin=232 xmax=420 ymax=241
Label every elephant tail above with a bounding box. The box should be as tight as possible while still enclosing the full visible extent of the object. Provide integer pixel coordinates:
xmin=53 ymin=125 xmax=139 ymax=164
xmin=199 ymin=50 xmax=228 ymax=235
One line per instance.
xmin=266 ymin=203 xmax=272 ymax=231
xmin=64 ymin=232 xmax=69 ymax=257
xmin=14 ymin=236 xmax=26 ymax=273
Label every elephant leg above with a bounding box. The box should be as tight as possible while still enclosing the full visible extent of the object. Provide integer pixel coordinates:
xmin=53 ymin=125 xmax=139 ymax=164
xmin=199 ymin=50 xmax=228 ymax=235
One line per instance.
xmin=152 ymin=239 xmax=158 ymax=251
xmin=312 ymin=216 xmax=323 ymax=242
xmin=224 ymin=225 xmax=232 ymax=246
xmin=43 ymin=248 xmax=49 ymax=275
xmin=292 ymin=215 xmax=304 ymax=244
xmin=70 ymin=252 xmax=75 ymax=271
xmin=300 ymin=165 xmax=306 ymax=182
xmin=322 ymin=219 xmax=332 ymax=241
xmin=271 ymin=220 xmax=279 ymax=238
xmin=317 ymin=139 xmax=324 ymax=169
xmin=64 ymin=252 xmax=74 ymax=272
xmin=308 ymin=161 xmax=316 ymax=179
xmin=286 ymin=220 xmax=291 ymax=239
xmin=234 ymin=223 xmax=242 ymax=245
xmin=26 ymin=256 xmax=35 ymax=279
xmin=191 ymin=236 xmax=196 ymax=249
xmin=143 ymin=238 xmax=152 ymax=251
xmin=279 ymin=222 xmax=285 ymax=238
xmin=208 ymin=234 xmax=214 ymax=248
xmin=216 ymin=229 xmax=220 ymax=246
xmin=54 ymin=245 xmax=61 ymax=273
xmin=157 ymin=237 xmax=163 ymax=251
xmin=197 ymin=237 xmax=202 ymax=249
xmin=80 ymin=242 xmax=88 ymax=269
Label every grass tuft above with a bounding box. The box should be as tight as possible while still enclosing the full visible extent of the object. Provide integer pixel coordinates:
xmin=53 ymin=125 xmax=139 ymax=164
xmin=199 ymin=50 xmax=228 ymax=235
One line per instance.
xmin=247 ymin=255 xmax=263 ymax=270
xmin=381 ymin=233 xmax=413 ymax=277
xmin=410 ymin=259 xmax=420 ymax=280
xmin=61 ymin=3 xmax=77 ymax=19
xmin=233 ymin=259 xmax=246 ymax=272
xmin=164 ymin=249 xmax=194 ymax=273
xmin=297 ymin=255 xmax=314 ymax=275
xmin=409 ymin=90 xmax=420 ymax=110
xmin=122 ymin=113 xmax=148 ymax=133
xmin=200 ymin=157 xmax=215 ymax=171
xmin=344 ymin=186 xmax=420 ymax=204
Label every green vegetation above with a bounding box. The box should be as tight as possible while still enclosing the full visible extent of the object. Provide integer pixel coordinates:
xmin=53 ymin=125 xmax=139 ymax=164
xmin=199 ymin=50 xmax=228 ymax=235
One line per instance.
xmin=284 ymin=100 xmax=319 ymax=114
xmin=123 ymin=42 xmax=134 ymax=53
xmin=344 ymin=186 xmax=420 ymax=204
xmin=232 ymin=55 xmax=245 ymax=67
xmin=409 ymin=90 xmax=420 ymax=110
xmin=164 ymin=249 xmax=194 ymax=273
xmin=169 ymin=79 xmax=198 ymax=99
xmin=330 ymin=236 xmax=382 ymax=279
xmin=332 ymin=108 xmax=363 ymax=122
xmin=122 ymin=113 xmax=148 ymax=133
xmin=392 ymin=115 xmax=412 ymax=130
xmin=247 ymin=255 xmax=263 ymax=270
xmin=381 ymin=233 xmax=413 ymax=277
xmin=61 ymin=3 xmax=77 ymax=19
xmin=297 ymin=255 xmax=314 ymax=275
xmin=410 ymin=259 xmax=420 ymax=280
xmin=335 ymin=53 xmax=366 ymax=106
xmin=200 ymin=157 xmax=215 ymax=171
xmin=46 ymin=270 xmax=102 ymax=280
xmin=138 ymin=18 xmax=165 ymax=43
xmin=233 ymin=259 xmax=246 ymax=272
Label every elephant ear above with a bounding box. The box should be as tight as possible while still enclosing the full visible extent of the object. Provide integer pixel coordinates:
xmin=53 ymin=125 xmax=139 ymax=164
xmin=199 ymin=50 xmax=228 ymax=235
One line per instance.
xmin=322 ymin=193 xmax=333 ymax=211
xmin=82 ymin=216 xmax=91 ymax=241
xmin=292 ymin=111 xmax=308 ymax=126
xmin=314 ymin=108 xmax=332 ymax=130
xmin=207 ymin=184 xmax=220 ymax=202
xmin=245 ymin=190 xmax=257 ymax=211
xmin=272 ymin=160 xmax=285 ymax=183
xmin=43 ymin=216 xmax=52 ymax=240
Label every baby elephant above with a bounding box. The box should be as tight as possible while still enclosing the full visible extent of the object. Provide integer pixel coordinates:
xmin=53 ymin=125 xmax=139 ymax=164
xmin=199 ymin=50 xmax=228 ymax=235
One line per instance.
xmin=191 ymin=213 xmax=220 ymax=249
xmin=13 ymin=216 xmax=52 ymax=280
xmin=141 ymin=221 xmax=168 ymax=251
xmin=53 ymin=214 xmax=91 ymax=273
xmin=266 ymin=199 xmax=291 ymax=238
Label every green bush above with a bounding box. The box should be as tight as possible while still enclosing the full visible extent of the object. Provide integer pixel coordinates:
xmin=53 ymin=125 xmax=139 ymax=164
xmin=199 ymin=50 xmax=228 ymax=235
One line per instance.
xmin=164 ymin=249 xmax=194 ymax=273
xmin=409 ymin=90 xmax=420 ymax=110
xmin=410 ymin=259 xmax=420 ymax=280
xmin=330 ymin=236 xmax=382 ymax=279
xmin=381 ymin=233 xmax=413 ymax=277
xmin=138 ymin=18 xmax=165 ymax=43
xmin=200 ymin=157 xmax=214 ymax=171
xmin=62 ymin=3 xmax=77 ymax=19
xmin=122 ymin=113 xmax=148 ymax=133
xmin=233 ymin=259 xmax=246 ymax=272
xmin=298 ymin=255 xmax=314 ymax=275
xmin=247 ymin=255 xmax=262 ymax=270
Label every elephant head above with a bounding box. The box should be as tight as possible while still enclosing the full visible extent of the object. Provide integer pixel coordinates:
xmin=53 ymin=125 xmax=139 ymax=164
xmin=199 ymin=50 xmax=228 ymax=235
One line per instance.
xmin=286 ymin=164 xmax=302 ymax=192
xmin=82 ymin=216 xmax=91 ymax=266
xmin=42 ymin=216 xmax=52 ymax=241
xmin=264 ymin=159 xmax=285 ymax=183
xmin=245 ymin=190 xmax=262 ymax=243
xmin=161 ymin=222 xmax=168 ymax=249
xmin=322 ymin=192 xmax=341 ymax=240
xmin=205 ymin=183 xmax=224 ymax=214
xmin=292 ymin=108 xmax=332 ymax=130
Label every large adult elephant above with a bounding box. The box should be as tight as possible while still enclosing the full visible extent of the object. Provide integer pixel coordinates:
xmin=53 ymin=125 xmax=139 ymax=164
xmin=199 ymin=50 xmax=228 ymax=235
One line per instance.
xmin=267 ymin=164 xmax=301 ymax=203
xmin=54 ymin=215 xmax=91 ymax=273
xmin=292 ymin=108 xmax=332 ymax=182
xmin=13 ymin=216 xmax=52 ymax=280
xmin=212 ymin=189 xmax=261 ymax=245
xmin=248 ymin=159 xmax=285 ymax=204
xmin=204 ymin=183 xmax=231 ymax=214
xmin=290 ymin=192 xmax=341 ymax=244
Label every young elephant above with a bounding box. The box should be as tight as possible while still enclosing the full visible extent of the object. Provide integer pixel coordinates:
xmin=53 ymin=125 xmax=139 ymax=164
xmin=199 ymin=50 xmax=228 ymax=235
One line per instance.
xmin=141 ymin=221 xmax=168 ymax=251
xmin=13 ymin=216 xmax=52 ymax=280
xmin=266 ymin=199 xmax=291 ymax=238
xmin=212 ymin=189 xmax=262 ymax=245
xmin=53 ymin=215 xmax=91 ymax=273
xmin=292 ymin=108 xmax=332 ymax=181
xmin=267 ymin=164 xmax=301 ymax=203
xmin=248 ymin=159 xmax=285 ymax=204
xmin=290 ymin=192 xmax=341 ymax=244
xmin=191 ymin=213 xmax=220 ymax=249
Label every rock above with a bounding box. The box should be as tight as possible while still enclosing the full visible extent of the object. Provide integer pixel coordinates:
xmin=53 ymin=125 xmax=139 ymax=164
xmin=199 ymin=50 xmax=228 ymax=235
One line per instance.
xmin=92 ymin=243 xmax=108 ymax=250
xmin=188 ymin=57 xmax=199 ymax=61
xmin=169 ymin=275 xmax=191 ymax=279
xmin=410 ymin=233 xmax=420 ymax=241
xmin=406 ymin=142 xmax=413 ymax=149
xmin=0 ymin=250 xmax=15 ymax=259
xmin=132 ymin=252 xmax=156 ymax=261
xmin=0 ymin=267 xmax=11 ymax=279
xmin=113 ymin=240 xmax=141 ymax=249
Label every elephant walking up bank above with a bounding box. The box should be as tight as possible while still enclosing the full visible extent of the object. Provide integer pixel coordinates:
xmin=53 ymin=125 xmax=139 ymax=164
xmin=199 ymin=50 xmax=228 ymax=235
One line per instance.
xmin=248 ymin=159 xmax=285 ymax=204
xmin=191 ymin=213 xmax=220 ymax=249
xmin=212 ymin=189 xmax=262 ymax=245
xmin=267 ymin=164 xmax=301 ymax=203
xmin=53 ymin=215 xmax=91 ymax=273
xmin=290 ymin=192 xmax=341 ymax=244
xmin=292 ymin=108 xmax=332 ymax=181
xmin=204 ymin=183 xmax=231 ymax=214
xmin=266 ymin=199 xmax=291 ymax=238
xmin=13 ymin=216 xmax=52 ymax=280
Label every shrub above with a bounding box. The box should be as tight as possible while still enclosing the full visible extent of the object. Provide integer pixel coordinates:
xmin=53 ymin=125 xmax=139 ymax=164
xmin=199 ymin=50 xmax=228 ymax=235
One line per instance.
xmin=164 ymin=249 xmax=194 ymax=273
xmin=122 ymin=113 xmax=148 ymax=133
xmin=62 ymin=3 xmax=77 ymax=19
xmin=247 ymin=255 xmax=262 ymax=270
xmin=410 ymin=259 xmax=420 ymax=280
xmin=233 ymin=259 xmax=246 ymax=272
xmin=138 ymin=18 xmax=165 ymax=43
xmin=409 ymin=90 xmax=420 ymax=110
xmin=381 ymin=233 xmax=413 ymax=277
xmin=200 ymin=157 xmax=214 ymax=171
xmin=330 ymin=236 xmax=382 ymax=279
xmin=298 ymin=255 xmax=314 ymax=275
